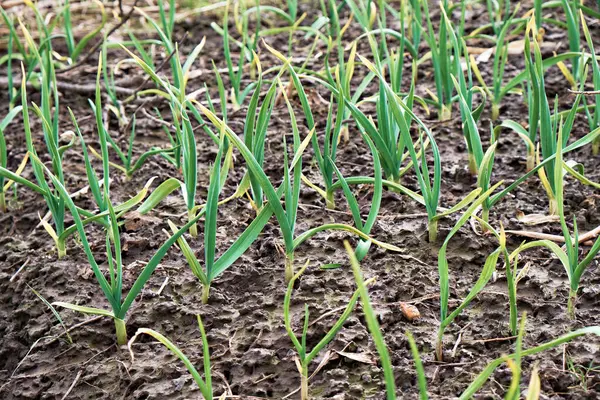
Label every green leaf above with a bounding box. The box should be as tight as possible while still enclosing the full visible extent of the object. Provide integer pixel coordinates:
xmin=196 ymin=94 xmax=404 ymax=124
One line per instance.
xmin=406 ymin=331 xmax=428 ymax=400
xmin=128 ymin=327 xmax=212 ymax=398
xmin=70 ymin=0 xmax=107 ymax=61
xmin=292 ymin=223 xmax=402 ymax=253
xmin=197 ymin=103 xmax=294 ymax=251
xmin=432 ymin=188 xmax=482 ymax=222
xmin=167 ymin=220 xmax=208 ymax=285
xmin=0 ymin=105 xmax=22 ymax=131
xmin=204 ymin=133 xmax=225 ymax=279
xmin=118 ymin=208 xmax=209 ymax=318
xmin=438 ymin=247 xmax=501 ymax=358
xmin=30 ymin=286 xmax=73 ymax=344
xmin=30 ymin=153 xmax=117 ymax=310
xmin=52 ymin=302 xmax=115 ymax=318
xmin=489 ymin=126 xmax=600 ymax=208
xmin=459 ymin=327 xmax=600 ymax=399
xmin=0 ymin=165 xmax=47 ymax=196
xmin=137 ymin=178 xmax=185 ymax=214
xmin=345 ymin=241 xmax=397 ymax=399
xmin=438 ymin=181 xmax=504 ymax=321
xmin=510 ymin=240 xmax=570 ymax=281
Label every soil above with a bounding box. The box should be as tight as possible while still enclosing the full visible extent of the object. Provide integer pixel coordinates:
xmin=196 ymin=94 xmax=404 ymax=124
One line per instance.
xmin=1 ymin=1 xmax=600 ymax=399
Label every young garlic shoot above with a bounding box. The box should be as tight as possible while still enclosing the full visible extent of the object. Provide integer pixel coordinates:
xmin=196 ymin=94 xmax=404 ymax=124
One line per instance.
xmin=198 ymin=73 xmax=402 ymax=282
xmin=0 ymin=107 xmax=155 ymax=261
xmin=329 ymin=127 xmax=382 ymax=262
xmin=469 ymin=4 xmax=519 ymax=121
xmin=444 ymin=6 xmax=486 ymax=176
xmin=0 ymin=106 xmax=23 ymax=212
xmin=57 ymin=94 xmax=157 ymax=255
xmin=315 ymin=57 xmax=384 ymax=261
xmin=31 ymin=152 xmax=206 ymax=345
xmin=61 ymin=0 xmax=106 ymax=65
xmin=459 ymin=326 xmax=600 ymax=399
xmin=118 ymin=42 xmax=203 ymax=236
xmin=436 ymin=247 xmax=503 ymax=361
xmin=406 ymin=315 xmax=599 ymax=400
xmin=128 ymin=315 xmax=213 ymax=400
xmin=481 ymin=124 xmax=600 ymax=217
xmin=260 ymin=40 xmax=353 ymax=211
xmin=87 ymin=114 xmax=178 ymax=180
xmin=344 ymin=57 xmax=482 ymax=242
xmin=165 ymin=131 xmax=278 ymax=304
xmin=300 ymin=70 xmax=480 ymax=240
xmin=472 ymin=216 xmax=524 ymax=336
xmin=500 ymin=19 xmax=581 ymax=174
xmin=358 ymin=55 xmax=443 ymax=242
xmin=450 ymin=37 xmax=502 ymax=228
xmin=100 ymin=41 xmax=129 ymax=125
xmin=242 ymin=55 xmax=282 ymax=211
xmin=354 ymin=53 xmax=417 ymax=184
xmin=23 ymin=96 xmax=70 ymax=253
xmin=422 ymin=0 xmax=455 ymax=120
xmin=344 ymin=241 xmax=396 ymax=400
xmin=580 ymin=13 xmax=600 ymax=155
xmin=17 ymin=20 xmax=77 ymax=257
xmin=524 ymin=17 xmax=584 ymax=215
xmin=436 ymin=181 xmax=504 ymax=361
xmin=318 ymin=16 xmax=364 ymax=204
xmin=134 ymin=6 xmax=219 ymax=146
xmin=284 ymin=260 xmax=372 ymax=400
xmin=406 ymin=331 xmax=428 ymax=400
xmin=238 ymin=0 xmax=303 ymax=58
xmin=212 ymin=0 xmax=253 ymax=108
xmin=73 ymin=56 xmax=159 ymax=220
xmin=306 ymin=41 xmax=358 ymax=209
xmin=508 ymin=125 xmax=600 ymax=319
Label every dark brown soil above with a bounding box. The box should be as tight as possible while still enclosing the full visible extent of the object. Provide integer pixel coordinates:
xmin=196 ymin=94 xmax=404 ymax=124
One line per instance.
xmin=1 ymin=1 xmax=600 ymax=399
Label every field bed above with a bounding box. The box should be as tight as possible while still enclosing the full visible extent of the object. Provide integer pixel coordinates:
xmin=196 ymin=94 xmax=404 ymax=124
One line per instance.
xmin=1 ymin=1 xmax=600 ymax=399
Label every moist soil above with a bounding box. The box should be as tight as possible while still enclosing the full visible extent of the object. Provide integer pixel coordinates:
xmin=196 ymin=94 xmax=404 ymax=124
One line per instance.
xmin=1 ymin=1 xmax=600 ymax=399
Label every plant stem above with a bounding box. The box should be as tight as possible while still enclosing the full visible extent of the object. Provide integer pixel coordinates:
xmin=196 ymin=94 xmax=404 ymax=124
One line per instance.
xmin=481 ymin=208 xmax=490 ymax=233
xmin=491 ymin=103 xmax=500 ymax=121
xmin=435 ymin=332 xmax=443 ymax=361
xmin=188 ymin=209 xmax=198 ymax=237
xmin=440 ymin=105 xmax=452 ymax=121
xmin=549 ymin=197 xmax=558 ymax=216
xmin=201 ymin=284 xmax=210 ymax=304
xmin=0 ymin=192 xmax=5 ymax=212
xmin=325 ymin=190 xmax=335 ymax=210
xmin=506 ymin=264 xmax=517 ymax=335
xmin=567 ymin=288 xmax=578 ymax=319
xmin=301 ymin=363 xmax=309 ymax=400
xmin=526 ymin=153 xmax=535 ymax=172
xmin=57 ymin=239 xmax=67 ymax=259
xmin=115 ymin=317 xmax=127 ymax=345
xmin=428 ymin=219 xmax=438 ymax=243
xmin=285 ymin=252 xmax=294 ymax=283
xmin=468 ymin=153 xmax=478 ymax=176
xmin=593 ymin=140 xmax=599 ymax=156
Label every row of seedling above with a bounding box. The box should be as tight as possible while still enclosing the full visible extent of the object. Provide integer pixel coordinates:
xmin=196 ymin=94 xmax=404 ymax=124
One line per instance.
xmin=2 ymin=0 xmax=600 ymax=345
